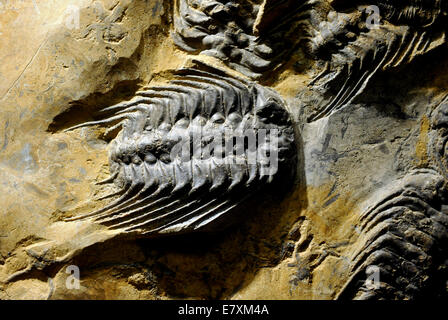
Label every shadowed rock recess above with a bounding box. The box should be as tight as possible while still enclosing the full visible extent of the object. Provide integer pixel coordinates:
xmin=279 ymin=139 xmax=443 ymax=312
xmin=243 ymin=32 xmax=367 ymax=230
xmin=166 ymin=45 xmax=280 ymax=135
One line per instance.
xmin=0 ymin=0 xmax=447 ymax=300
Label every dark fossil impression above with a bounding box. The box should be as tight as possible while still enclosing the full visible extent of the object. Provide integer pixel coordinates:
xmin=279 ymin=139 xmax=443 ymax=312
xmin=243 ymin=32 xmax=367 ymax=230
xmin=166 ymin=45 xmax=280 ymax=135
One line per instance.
xmin=65 ymin=67 xmax=297 ymax=237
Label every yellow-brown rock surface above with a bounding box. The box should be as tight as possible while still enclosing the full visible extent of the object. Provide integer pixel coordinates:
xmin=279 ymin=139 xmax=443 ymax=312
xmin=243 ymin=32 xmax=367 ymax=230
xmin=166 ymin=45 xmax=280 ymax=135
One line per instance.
xmin=1 ymin=0 xmax=447 ymax=300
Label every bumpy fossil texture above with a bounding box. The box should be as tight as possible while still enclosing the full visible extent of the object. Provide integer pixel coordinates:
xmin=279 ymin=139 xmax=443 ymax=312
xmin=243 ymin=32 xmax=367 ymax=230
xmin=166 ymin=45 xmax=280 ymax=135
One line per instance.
xmin=430 ymin=95 xmax=448 ymax=178
xmin=172 ymin=0 xmax=310 ymax=78
xmin=65 ymin=67 xmax=297 ymax=237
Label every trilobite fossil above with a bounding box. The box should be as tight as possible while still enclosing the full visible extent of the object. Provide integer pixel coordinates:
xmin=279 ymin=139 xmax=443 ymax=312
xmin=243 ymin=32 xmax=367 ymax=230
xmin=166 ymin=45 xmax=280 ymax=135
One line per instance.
xmin=305 ymin=0 xmax=447 ymax=121
xmin=65 ymin=67 xmax=297 ymax=237
xmin=172 ymin=0 xmax=311 ymax=78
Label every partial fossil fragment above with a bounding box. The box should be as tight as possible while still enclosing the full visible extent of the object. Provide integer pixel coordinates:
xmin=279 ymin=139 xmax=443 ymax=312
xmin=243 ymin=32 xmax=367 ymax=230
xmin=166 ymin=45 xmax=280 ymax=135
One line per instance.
xmin=337 ymin=169 xmax=448 ymax=299
xmin=306 ymin=0 xmax=447 ymax=121
xmin=172 ymin=0 xmax=311 ymax=78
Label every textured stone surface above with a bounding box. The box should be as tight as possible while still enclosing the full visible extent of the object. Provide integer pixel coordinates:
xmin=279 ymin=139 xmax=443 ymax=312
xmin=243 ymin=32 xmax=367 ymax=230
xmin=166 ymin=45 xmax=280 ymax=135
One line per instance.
xmin=0 ymin=0 xmax=447 ymax=300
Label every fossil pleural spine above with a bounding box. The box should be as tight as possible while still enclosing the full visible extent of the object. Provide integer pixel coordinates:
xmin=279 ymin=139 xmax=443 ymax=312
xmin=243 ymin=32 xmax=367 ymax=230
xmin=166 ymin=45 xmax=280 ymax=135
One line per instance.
xmin=306 ymin=0 xmax=448 ymax=121
xmin=65 ymin=67 xmax=297 ymax=237
xmin=337 ymin=170 xmax=448 ymax=299
xmin=337 ymin=96 xmax=448 ymax=300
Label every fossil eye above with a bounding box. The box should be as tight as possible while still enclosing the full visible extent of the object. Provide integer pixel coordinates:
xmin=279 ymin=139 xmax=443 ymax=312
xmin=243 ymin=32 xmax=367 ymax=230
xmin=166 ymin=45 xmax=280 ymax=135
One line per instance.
xmin=132 ymin=155 xmax=142 ymax=164
xmin=160 ymin=153 xmax=171 ymax=163
xmin=122 ymin=155 xmax=131 ymax=164
xmin=159 ymin=122 xmax=172 ymax=131
xmin=175 ymin=118 xmax=190 ymax=128
xmin=144 ymin=153 xmax=157 ymax=164
xmin=195 ymin=115 xmax=207 ymax=126
xmin=227 ymin=112 xmax=242 ymax=125
xmin=211 ymin=113 xmax=225 ymax=124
